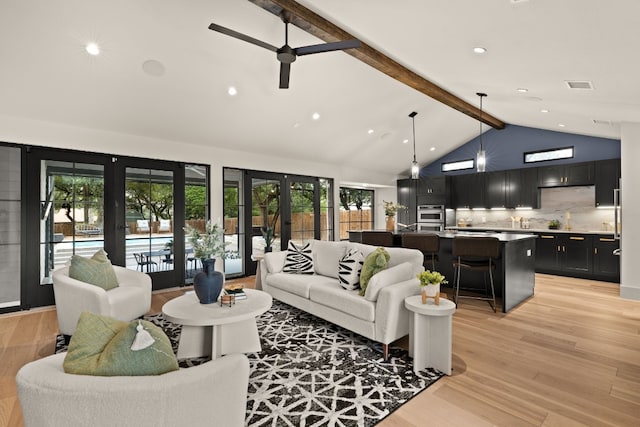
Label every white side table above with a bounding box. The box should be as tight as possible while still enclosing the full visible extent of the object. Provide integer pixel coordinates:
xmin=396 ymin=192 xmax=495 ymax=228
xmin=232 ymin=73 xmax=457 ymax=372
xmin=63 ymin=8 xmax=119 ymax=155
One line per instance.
xmin=404 ymin=295 xmax=456 ymax=375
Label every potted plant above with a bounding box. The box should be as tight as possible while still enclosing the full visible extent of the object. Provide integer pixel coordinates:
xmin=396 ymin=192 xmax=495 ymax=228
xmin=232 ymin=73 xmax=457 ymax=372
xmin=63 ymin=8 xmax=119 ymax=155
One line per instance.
xmin=185 ymin=221 xmax=228 ymax=304
xmin=383 ymin=200 xmax=406 ymax=232
xmin=261 ymin=225 xmax=275 ymax=252
xmin=417 ymin=270 xmax=448 ymax=305
xmin=548 ymin=219 xmax=560 ymax=230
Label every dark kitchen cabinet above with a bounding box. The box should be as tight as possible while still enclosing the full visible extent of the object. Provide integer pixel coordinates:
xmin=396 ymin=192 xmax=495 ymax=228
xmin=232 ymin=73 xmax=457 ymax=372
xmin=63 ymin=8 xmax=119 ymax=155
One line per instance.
xmin=538 ymin=162 xmax=594 ymax=187
xmin=592 ymin=235 xmax=620 ymax=281
xmin=397 ymin=179 xmax=417 ymax=226
xmin=485 ymin=171 xmax=506 ymax=208
xmin=595 ymin=159 xmax=621 ymax=207
xmin=506 ymin=168 xmax=539 ymax=209
xmin=535 ymin=233 xmax=560 ymax=271
xmin=535 ymin=233 xmax=592 ymax=274
xmin=561 ymin=234 xmax=593 ymax=274
xmin=535 ymin=232 xmax=618 ymax=282
xmin=452 ymin=173 xmax=484 ymax=209
xmin=417 ymin=176 xmax=448 ymax=205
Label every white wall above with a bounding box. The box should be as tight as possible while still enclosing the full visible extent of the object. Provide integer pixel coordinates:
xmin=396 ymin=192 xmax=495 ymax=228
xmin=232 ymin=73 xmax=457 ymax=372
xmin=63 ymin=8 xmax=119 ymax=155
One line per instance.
xmin=620 ymin=122 xmax=640 ymax=300
xmin=0 ymin=113 xmax=400 ymax=233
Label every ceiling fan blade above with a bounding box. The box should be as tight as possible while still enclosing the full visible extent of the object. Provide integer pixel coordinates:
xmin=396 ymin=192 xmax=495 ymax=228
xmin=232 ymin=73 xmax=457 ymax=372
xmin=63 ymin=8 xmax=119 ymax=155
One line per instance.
xmin=295 ymin=39 xmax=361 ymax=56
xmin=279 ymin=62 xmax=291 ymax=89
xmin=208 ymin=23 xmax=278 ymax=53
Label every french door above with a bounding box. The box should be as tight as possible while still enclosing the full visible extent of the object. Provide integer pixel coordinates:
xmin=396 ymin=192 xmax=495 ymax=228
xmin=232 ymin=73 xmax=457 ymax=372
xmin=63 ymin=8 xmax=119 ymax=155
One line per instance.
xmin=25 ymin=147 xmax=206 ymax=309
xmin=240 ymin=170 xmax=332 ymax=276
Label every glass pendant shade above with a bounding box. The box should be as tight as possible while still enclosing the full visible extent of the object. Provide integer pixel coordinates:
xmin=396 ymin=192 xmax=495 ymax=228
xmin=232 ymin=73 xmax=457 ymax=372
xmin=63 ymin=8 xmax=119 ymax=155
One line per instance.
xmin=411 ymin=160 xmax=420 ymax=179
xmin=476 ymin=149 xmax=486 ymax=172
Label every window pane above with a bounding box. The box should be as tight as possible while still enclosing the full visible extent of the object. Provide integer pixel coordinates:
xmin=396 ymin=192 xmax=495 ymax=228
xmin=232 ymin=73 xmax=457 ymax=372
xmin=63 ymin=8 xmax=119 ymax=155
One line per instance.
xmin=339 ymin=187 xmax=373 ymax=240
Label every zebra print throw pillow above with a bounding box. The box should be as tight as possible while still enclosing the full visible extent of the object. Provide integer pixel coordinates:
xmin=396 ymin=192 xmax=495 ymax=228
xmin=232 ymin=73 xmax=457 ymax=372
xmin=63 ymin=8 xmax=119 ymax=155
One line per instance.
xmin=283 ymin=241 xmax=314 ymax=274
xmin=338 ymin=248 xmax=364 ymax=290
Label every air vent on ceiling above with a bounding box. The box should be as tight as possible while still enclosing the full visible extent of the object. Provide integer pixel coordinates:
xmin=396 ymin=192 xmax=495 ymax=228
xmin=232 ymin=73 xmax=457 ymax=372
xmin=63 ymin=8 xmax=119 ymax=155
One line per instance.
xmin=565 ymin=80 xmax=593 ymax=90
xmin=593 ymin=119 xmax=612 ymax=126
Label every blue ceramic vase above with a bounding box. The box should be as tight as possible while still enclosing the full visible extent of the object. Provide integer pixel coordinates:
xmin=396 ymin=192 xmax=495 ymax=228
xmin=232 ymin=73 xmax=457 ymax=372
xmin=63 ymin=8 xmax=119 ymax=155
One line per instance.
xmin=193 ymin=258 xmax=223 ymax=304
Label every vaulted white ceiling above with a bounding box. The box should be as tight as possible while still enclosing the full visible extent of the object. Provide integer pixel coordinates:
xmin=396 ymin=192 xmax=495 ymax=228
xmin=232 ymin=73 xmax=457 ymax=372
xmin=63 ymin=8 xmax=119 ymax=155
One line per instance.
xmin=0 ymin=0 xmax=637 ymax=178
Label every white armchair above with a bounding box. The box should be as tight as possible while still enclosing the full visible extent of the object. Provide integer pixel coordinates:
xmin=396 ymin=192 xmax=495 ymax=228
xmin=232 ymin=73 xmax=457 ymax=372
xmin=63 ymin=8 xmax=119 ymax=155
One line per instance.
xmin=16 ymin=352 xmax=250 ymax=427
xmin=52 ymin=266 xmax=152 ymax=336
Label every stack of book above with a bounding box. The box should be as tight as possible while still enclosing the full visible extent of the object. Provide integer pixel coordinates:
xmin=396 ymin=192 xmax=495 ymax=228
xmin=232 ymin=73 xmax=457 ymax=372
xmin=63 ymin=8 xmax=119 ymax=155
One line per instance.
xmin=224 ymin=284 xmax=247 ymax=300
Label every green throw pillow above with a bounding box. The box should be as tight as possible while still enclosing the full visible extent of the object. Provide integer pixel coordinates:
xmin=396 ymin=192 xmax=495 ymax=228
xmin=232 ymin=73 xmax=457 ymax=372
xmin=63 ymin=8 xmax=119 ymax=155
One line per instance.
xmin=69 ymin=249 xmax=119 ymax=290
xmin=359 ymin=247 xmax=390 ymax=296
xmin=63 ymin=311 xmax=179 ymax=376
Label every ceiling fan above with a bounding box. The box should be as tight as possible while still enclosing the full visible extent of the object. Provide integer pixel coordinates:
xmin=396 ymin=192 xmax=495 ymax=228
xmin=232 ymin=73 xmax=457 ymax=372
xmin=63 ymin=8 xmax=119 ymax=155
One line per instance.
xmin=208 ymin=16 xmax=361 ymax=89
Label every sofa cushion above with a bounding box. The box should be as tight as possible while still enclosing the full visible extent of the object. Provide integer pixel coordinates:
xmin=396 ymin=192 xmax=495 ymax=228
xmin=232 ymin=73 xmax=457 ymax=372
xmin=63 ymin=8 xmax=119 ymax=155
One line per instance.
xmin=385 ymin=247 xmax=424 ymax=270
xmin=309 ymin=283 xmax=375 ymax=322
xmin=266 ymin=272 xmax=337 ymax=299
xmin=63 ymin=311 xmax=178 ymax=376
xmin=283 ymin=241 xmax=314 ymax=274
xmin=364 ymin=262 xmax=416 ymax=302
xmin=313 ymin=240 xmax=347 ymax=278
xmin=338 ymin=248 xmax=364 ymax=290
xmin=69 ymin=249 xmax=119 ymax=290
xmin=359 ymin=247 xmax=390 ymax=296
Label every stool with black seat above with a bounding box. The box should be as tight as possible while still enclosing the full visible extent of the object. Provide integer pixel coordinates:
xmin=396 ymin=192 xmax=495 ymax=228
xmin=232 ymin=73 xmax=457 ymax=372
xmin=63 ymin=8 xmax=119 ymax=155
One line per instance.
xmin=401 ymin=233 xmax=440 ymax=271
xmin=360 ymin=231 xmax=394 ymax=247
xmin=452 ymin=236 xmax=500 ymax=312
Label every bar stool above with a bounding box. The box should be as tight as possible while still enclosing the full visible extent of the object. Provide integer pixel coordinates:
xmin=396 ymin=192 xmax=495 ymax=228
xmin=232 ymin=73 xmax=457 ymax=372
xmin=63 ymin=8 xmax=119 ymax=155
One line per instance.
xmin=360 ymin=231 xmax=394 ymax=247
xmin=401 ymin=233 xmax=440 ymax=271
xmin=452 ymin=236 xmax=500 ymax=312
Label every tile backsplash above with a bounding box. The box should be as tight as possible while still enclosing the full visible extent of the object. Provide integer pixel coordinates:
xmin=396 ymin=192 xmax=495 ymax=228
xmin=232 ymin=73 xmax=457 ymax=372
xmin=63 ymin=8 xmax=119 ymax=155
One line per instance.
xmin=455 ymin=186 xmax=616 ymax=232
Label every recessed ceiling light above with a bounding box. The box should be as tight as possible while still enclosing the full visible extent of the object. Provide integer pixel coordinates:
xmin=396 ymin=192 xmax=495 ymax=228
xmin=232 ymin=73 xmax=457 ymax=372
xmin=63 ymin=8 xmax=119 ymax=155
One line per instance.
xmin=558 ymin=123 xmax=566 ymax=127
xmin=312 ymin=112 xmax=320 ymax=120
xmin=227 ymin=86 xmax=237 ymax=96
xmin=402 ymin=139 xmax=409 ymax=144
xmin=473 ymin=47 xmax=487 ymax=54
xmin=293 ymin=123 xmax=301 ymax=128
xmin=430 ymin=147 xmax=436 ymax=151
xmin=85 ymin=42 xmax=100 ymax=56
xmin=367 ymin=129 xmax=374 ymax=134
xmin=517 ymin=88 xmax=528 ymax=93
xmin=541 ymin=109 xmax=549 ymax=113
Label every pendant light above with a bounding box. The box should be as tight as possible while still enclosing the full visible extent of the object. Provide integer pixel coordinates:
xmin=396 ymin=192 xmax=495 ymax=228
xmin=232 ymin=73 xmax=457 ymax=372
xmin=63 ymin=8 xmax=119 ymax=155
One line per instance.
xmin=476 ymin=93 xmax=487 ymax=173
xmin=409 ymin=111 xmax=419 ymax=179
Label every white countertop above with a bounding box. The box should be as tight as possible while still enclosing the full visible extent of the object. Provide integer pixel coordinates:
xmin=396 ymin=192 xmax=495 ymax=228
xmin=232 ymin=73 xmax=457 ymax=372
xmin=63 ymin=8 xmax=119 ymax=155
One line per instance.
xmin=448 ymin=226 xmax=615 ymax=235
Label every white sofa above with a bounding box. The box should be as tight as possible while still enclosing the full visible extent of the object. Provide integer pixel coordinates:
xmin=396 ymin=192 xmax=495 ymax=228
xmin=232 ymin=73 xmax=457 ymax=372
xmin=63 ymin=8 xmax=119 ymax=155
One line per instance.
xmin=16 ymin=352 xmax=250 ymax=427
xmin=53 ymin=266 xmax=152 ymax=336
xmin=260 ymin=240 xmax=424 ymax=359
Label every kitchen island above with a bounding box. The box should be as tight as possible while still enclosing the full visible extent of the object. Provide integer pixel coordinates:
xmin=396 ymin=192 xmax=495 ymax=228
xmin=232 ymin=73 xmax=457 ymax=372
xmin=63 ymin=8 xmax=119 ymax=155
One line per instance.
xmin=349 ymin=230 xmax=537 ymax=313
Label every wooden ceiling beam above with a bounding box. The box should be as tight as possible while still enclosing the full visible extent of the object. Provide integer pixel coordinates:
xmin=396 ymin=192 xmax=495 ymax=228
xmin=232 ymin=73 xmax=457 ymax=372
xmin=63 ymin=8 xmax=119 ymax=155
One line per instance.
xmin=249 ymin=0 xmax=505 ymax=129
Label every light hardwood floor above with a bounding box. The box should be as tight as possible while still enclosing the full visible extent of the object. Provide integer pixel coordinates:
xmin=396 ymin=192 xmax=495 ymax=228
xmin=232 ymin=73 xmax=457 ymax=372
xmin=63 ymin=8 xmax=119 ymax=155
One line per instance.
xmin=1 ymin=274 xmax=639 ymax=427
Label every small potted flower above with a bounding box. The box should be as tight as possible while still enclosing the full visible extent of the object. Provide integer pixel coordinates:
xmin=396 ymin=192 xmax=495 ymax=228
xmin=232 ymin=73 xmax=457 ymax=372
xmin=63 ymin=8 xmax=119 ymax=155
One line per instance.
xmin=417 ymin=270 xmax=448 ymax=305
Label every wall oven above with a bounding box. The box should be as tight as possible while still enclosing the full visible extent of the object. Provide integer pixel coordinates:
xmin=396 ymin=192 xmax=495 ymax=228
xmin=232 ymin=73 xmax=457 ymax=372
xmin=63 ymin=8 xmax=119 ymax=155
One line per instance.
xmin=417 ymin=205 xmax=445 ymax=232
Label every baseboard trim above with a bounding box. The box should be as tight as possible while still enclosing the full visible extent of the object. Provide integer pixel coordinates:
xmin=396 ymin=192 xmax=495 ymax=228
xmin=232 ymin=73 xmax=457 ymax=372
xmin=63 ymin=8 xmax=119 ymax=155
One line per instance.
xmin=620 ymin=285 xmax=640 ymax=301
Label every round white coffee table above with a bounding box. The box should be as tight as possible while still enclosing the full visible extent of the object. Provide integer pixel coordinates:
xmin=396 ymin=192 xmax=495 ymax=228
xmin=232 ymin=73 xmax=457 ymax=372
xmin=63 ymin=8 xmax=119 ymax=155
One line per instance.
xmin=162 ymin=288 xmax=272 ymax=359
xmin=404 ymin=295 xmax=456 ymax=375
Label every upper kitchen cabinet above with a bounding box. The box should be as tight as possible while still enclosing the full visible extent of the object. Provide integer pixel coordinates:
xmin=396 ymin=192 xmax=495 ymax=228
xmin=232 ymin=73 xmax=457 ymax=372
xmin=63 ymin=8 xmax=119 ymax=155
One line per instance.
xmin=595 ymin=159 xmax=621 ymax=207
xmin=397 ymin=179 xmax=417 ymax=226
xmin=417 ymin=176 xmax=448 ymax=205
xmin=538 ymin=162 xmax=594 ymax=187
xmin=506 ymin=168 xmax=539 ymax=209
xmin=452 ymin=173 xmax=484 ymax=209
xmin=485 ymin=171 xmax=506 ymax=208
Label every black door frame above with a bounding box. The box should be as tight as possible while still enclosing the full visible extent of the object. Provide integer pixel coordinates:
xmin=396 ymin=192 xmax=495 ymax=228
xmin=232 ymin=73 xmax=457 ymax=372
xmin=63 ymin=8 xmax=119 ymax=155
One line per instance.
xmin=242 ymin=170 xmax=323 ymax=276
xmin=24 ymin=146 xmax=199 ymax=309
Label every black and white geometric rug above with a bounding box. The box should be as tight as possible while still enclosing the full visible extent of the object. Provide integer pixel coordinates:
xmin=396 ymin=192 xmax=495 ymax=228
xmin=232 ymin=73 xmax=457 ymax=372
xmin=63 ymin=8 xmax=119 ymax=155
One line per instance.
xmin=56 ymin=301 xmax=443 ymax=426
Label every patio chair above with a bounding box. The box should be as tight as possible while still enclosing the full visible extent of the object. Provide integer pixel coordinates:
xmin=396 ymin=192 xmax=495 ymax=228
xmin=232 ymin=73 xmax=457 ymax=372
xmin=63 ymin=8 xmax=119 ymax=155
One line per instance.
xmin=158 ymin=219 xmax=171 ymax=232
xmin=136 ymin=220 xmax=150 ymax=233
xmin=133 ymin=253 xmax=158 ymax=272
